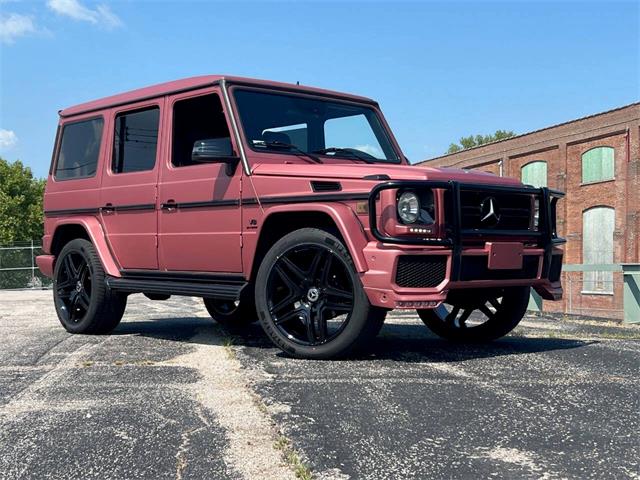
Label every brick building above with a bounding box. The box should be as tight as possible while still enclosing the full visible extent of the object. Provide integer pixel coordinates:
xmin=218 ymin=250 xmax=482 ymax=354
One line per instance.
xmin=419 ymin=103 xmax=640 ymax=318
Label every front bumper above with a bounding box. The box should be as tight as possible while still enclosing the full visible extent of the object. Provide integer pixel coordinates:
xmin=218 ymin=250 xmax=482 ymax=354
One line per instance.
xmin=361 ymin=180 xmax=565 ymax=309
xmin=360 ymin=242 xmax=563 ymax=309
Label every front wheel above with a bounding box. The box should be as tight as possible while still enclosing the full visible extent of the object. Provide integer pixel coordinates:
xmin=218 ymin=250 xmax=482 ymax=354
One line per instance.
xmin=255 ymin=228 xmax=386 ymax=359
xmin=417 ymin=287 xmax=530 ymax=342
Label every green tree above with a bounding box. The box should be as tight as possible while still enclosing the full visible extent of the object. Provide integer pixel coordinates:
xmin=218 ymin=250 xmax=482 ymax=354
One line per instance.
xmin=0 ymin=157 xmax=45 ymax=244
xmin=447 ymin=129 xmax=516 ymax=154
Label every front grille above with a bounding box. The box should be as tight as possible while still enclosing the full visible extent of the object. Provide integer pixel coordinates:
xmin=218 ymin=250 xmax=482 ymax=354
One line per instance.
xmin=395 ymin=255 xmax=447 ymax=288
xmin=457 ymin=190 xmax=533 ymax=231
xmin=459 ymin=255 xmax=539 ymax=281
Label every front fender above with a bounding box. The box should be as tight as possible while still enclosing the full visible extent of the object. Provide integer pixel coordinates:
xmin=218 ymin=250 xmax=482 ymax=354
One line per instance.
xmin=247 ymin=202 xmax=369 ymax=276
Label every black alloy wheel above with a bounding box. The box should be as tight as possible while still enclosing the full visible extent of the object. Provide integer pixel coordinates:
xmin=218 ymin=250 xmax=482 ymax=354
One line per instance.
xmin=53 ymin=239 xmax=127 ymax=334
xmin=417 ymin=286 xmax=530 ymax=342
xmin=266 ymin=243 xmax=354 ymax=346
xmin=255 ymin=228 xmax=386 ymax=359
xmin=203 ymin=290 xmax=257 ymax=327
xmin=56 ymin=251 xmax=92 ymax=323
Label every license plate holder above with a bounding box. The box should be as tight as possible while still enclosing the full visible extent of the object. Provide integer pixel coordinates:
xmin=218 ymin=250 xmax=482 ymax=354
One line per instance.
xmin=487 ymin=242 xmax=524 ymax=270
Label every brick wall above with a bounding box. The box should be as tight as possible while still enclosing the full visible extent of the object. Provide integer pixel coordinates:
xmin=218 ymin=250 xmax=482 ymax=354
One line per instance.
xmin=419 ymin=103 xmax=640 ymax=318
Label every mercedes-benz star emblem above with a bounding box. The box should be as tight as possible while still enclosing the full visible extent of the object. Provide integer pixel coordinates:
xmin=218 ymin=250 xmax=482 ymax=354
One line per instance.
xmin=480 ymin=197 xmax=501 ymax=227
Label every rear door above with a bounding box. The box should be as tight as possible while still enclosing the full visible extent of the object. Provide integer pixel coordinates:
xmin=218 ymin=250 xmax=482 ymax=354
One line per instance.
xmin=157 ymin=87 xmax=243 ymax=273
xmin=100 ymin=99 xmax=164 ymax=270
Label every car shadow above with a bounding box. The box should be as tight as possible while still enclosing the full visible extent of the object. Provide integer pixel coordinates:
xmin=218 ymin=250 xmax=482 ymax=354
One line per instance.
xmin=112 ymin=316 xmax=594 ymax=363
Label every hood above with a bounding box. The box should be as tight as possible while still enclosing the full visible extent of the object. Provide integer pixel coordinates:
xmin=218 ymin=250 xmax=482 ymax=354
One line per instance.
xmin=251 ymin=162 xmax=522 ymax=186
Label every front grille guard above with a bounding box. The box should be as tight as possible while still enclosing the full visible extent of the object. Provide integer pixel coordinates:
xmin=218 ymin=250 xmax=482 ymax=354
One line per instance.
xmin=367 ymin=180 xmax=566 ymax=281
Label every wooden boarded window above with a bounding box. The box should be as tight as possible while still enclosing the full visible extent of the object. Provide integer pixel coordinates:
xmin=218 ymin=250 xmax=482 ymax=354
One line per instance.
xmin=582 ymin=147 xmax=614 ymax=184
xmin=521 ymin=161 xmax=547 ymax=188
xmin=582 ymin=207 xmax=615 ymax=293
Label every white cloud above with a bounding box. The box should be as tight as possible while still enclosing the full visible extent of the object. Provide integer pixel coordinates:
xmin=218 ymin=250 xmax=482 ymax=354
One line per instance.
xmin=0 ymin=13 xmax=37 ymax=44
xmin=47 ymin=0 xmax=122 ymax=29
xmin=0 ymin=129 xmax=18 ymax=149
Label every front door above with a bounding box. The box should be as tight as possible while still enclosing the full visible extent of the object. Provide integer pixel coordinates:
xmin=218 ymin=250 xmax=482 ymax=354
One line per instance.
xmin=157 ymin=88 xmax=243 ymax=273
xmin=100 ymin=100 xmax=163 ymax=270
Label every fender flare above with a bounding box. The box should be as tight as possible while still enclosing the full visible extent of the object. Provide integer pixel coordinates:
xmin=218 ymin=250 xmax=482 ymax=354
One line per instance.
xmin=251 ymin=202 xmax=369 ymax=274
xmin=50 ymin=216 xmax=121 ymax=277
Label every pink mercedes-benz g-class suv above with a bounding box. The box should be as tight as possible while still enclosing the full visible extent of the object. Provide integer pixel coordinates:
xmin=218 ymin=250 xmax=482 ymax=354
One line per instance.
xmin=37 ymin=75 xmax=564 ymax=359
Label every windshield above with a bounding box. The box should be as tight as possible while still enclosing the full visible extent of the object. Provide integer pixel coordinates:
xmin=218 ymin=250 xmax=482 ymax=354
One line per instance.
xmin=233 ymin=89 xmax=401 ymax=163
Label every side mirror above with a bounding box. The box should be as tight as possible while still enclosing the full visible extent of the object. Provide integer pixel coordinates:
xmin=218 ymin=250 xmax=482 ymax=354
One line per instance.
xmin=191 ymin=138 xmax=240 ymax=175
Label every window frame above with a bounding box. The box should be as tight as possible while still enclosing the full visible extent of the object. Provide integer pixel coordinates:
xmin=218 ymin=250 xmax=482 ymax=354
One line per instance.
xmin=230 ymin=86 xmax=403 ymax=164
xmin=53 ymin=115 xmax=105 ymax=182
xmin=111 ymin=105 xmax=161 ymax=175
xmin=581 ymin=146 xmax=615 ymax=186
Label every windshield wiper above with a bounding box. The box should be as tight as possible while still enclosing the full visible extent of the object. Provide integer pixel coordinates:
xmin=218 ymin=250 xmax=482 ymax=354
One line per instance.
xmin=312 ymin=147 xmax=375 ymax=164
xmin=253 ymin=140 xmax=323 ymax=164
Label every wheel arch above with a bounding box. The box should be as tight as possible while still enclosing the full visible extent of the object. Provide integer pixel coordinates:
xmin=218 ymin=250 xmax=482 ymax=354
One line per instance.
xmin=246 ymin=203 xmax=368 ymax=281
xmin=50 ymin=218 xmax=121 ymax=277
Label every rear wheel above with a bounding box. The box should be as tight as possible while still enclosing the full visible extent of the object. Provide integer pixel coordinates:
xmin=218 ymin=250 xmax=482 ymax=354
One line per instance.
xmin=417 ymin=287 xmax=530 ymax=342
xmin=203 ymin=291 xmax=257 ymax=327
xmin=53 ymin=239 xmax=127 ymax=334
xmin=255 ymin=228 xmax=386 ymax=359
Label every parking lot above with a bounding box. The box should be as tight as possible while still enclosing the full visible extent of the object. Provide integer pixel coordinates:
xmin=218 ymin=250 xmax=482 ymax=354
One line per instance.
xmin=1 ymin=291 xmax=639 ymax=480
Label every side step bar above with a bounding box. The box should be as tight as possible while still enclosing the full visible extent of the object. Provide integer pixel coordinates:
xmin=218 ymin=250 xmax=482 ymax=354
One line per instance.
xmin=105 ymin=277 xmax=246 ymax=300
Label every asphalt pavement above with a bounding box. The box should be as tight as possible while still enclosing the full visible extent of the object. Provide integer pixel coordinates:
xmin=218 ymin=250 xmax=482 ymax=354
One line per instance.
xmin=1 ymin=291 xmax=638 ymax=479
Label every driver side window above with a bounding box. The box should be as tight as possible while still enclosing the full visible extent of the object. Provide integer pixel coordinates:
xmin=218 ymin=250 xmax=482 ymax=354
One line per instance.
xmin=172 ymin=93 xmax=231 ymax=167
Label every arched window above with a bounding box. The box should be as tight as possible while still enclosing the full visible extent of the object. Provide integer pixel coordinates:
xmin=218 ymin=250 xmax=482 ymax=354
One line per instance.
xmin=582 ymin=147 xmax=614 ymax=184
xmin=582 ymin=207 xmax=615 ymax=293
xmin=521 ymin=161 xmax=547 ymax=188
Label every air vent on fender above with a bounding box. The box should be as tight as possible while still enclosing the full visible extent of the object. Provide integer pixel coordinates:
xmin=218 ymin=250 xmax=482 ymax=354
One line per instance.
xmin=310 ymin=181 xmax=342 ymax=192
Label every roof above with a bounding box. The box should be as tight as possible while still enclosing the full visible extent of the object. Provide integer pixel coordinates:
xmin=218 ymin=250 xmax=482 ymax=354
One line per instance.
xmin=419 ymin=102 xmax=640 ymax=165
xmin=59 ymin=75 xmax=377 ymax=117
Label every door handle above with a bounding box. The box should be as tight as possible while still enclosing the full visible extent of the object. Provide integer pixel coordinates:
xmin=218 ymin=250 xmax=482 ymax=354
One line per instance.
xmin=162 ymin=200 xmax=177 ymax=212
xmin=102 ymin=203 xmax=115 ymax=214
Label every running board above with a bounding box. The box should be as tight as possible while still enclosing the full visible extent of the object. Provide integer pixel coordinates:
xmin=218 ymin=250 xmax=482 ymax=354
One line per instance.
xmin=105 ymin=276 xmax=246 ymax=300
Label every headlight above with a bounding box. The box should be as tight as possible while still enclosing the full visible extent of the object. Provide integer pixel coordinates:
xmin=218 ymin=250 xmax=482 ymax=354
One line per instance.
xmin=397 ymin=191 xmax=420 ymax=224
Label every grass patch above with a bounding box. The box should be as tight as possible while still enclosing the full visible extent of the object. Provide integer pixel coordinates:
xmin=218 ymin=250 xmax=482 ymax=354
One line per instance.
xmin=222 ymin=337 xmax=237 ymax=360
xmin=274 ymin=435 xmax=312 ymax=480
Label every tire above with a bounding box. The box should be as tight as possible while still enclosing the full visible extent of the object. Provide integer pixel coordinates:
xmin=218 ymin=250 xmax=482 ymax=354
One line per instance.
xmin=53 ymin=238 xmax=127 ymax=334
xmin=255 ymin=228 xmax=386 ymax=359
xmin=417 ymin=286 xmax=530 ymax=342
xmin=203 ymin=288 xmax=257 ymax=327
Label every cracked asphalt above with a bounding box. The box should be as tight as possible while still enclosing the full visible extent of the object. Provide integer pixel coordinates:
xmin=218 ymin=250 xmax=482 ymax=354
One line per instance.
xmin=1 ymin=290 xmax=639 ymax=479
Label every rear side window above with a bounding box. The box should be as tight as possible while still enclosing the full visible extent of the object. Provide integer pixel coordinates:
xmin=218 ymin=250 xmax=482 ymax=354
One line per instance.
xmin=113 ymin=107 xmax=160 ymax=174
xmin=55 ymin=117 xmax=104 ymax=180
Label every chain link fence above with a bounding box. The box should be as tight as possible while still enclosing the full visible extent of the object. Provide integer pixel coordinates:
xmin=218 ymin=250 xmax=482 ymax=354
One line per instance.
xmin=0 ymin=242 xmax=52 ymax=290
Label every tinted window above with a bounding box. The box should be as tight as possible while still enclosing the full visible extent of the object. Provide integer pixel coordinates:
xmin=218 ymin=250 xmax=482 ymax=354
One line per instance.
xmin=172 ymin=93 xmax=231 ymax=167
xmin=234 ymin=89 xmax=399 ymax=163
xmin=55 ymin=117 xmax=104 ymax=180
xmin=113 ymin=107 xmax=160 ymax=173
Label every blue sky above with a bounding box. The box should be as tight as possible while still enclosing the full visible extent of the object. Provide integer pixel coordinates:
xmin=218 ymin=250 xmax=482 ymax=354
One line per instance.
xmin=1 ymin=0 xmax=638 ymax=178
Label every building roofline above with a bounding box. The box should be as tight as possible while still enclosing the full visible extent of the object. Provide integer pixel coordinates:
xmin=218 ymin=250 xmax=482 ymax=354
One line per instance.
xmin=418 ymin=101 xmax=640 ymax=165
